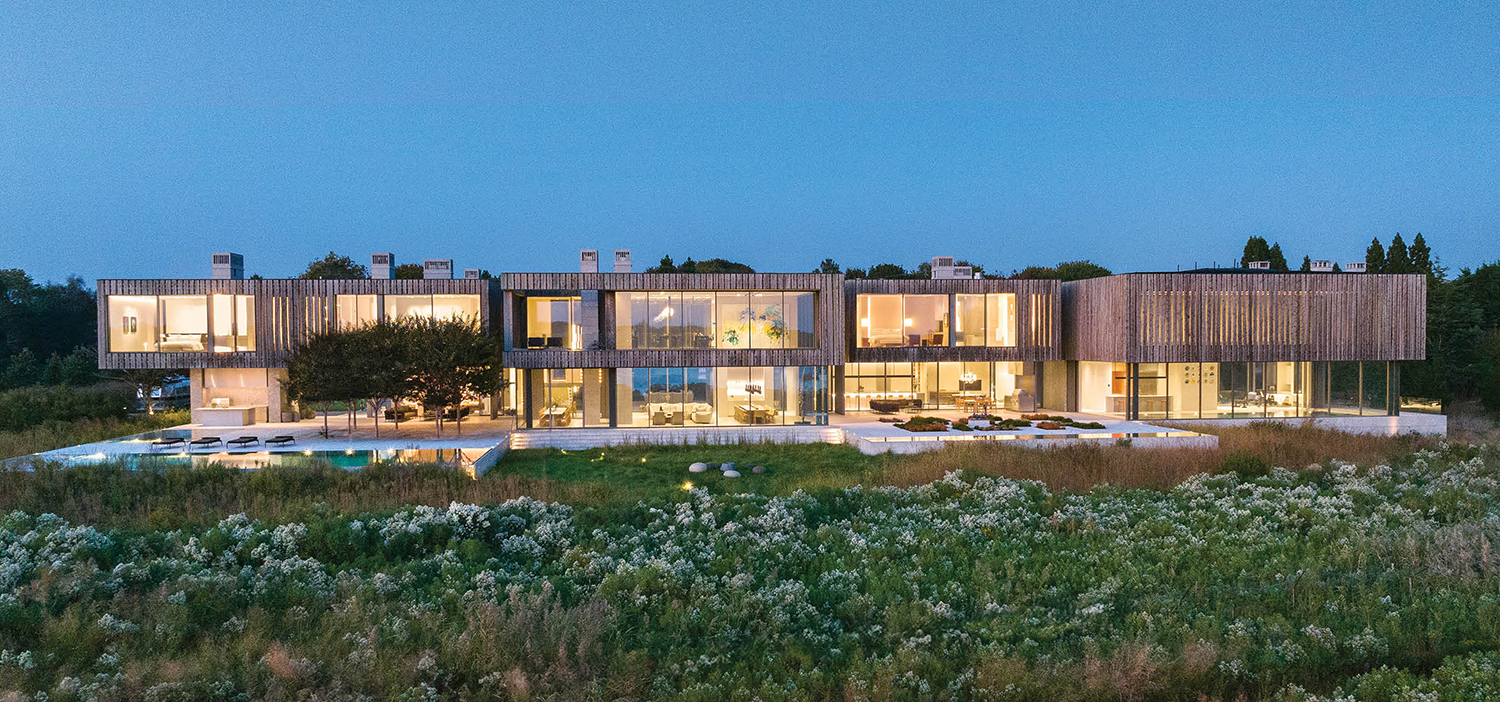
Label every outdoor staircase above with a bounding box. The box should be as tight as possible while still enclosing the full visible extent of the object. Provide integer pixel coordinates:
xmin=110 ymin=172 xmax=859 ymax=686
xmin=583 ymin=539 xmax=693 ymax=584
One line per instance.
xmin=507 ymin=426 xmax=845 ymax=451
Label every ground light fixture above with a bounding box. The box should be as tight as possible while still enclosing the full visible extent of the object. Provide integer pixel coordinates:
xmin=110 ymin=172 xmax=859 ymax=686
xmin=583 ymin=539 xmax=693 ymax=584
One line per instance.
xmin=681 ymin=481 xmax=693 ymax=491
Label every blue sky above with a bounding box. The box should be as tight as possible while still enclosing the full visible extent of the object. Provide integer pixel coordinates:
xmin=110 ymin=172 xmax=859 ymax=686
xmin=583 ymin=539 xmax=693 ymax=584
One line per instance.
xmin=2 ymin=1 xmax=1497 ymax=281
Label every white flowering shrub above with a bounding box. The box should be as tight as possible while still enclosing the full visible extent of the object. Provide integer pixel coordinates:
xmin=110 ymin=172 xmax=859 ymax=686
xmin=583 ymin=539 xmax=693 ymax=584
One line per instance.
xmin=1 ymin=445 xmax=1499 ymax=699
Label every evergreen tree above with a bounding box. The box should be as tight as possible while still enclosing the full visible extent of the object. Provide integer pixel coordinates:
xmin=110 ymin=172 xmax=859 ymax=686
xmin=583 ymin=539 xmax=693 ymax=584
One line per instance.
xmin=1365 ymin=237 xmax=1386 ymax=273
xmin=1409 ymin=233 xmax=1433 ymax=278
xmin=393 ymin=263 xmax=424 ymax=279
xmin=1300 ymin=255 xmax=1312 ymax=272
xmin=1241 ymin=236 xmax=1271 ymax=267
xmin=1386 ymin=233 xmax=1411 ymax=274
xmin=817 ymin=259 xmax=841 ymax=275
xmin=1268 ymin=243 xmax=1289 ymax=271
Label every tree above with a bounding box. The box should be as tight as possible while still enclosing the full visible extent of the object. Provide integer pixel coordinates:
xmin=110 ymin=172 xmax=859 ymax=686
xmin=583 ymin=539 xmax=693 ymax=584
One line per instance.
xmin=41 ymin=353 xmax=62 ymax=385
xmin=1300 ymin=256 xmax=1312 ymax=272
xmin=393 ymin=263 xmax=424 ymax=279
xmin=1054 ymin=261 xmax=1112 ymax=281
xmin=2 ymin=348 xmax=40 ymax=388
xmin=844 ymin=267 xmax=867 ymax=279
xmin=60 ymin=346 xmax=97 ymax=386
xmin=402 ymin=317 xmax=499 ymax=436
xmin=1409 ymin=233 xmax=1433 ymax=278
xmin=1267 ymin=244 xmax=1288 ymax=271
xmin=865 ymin=263 xmax=909 ymax=279
xmin=283 ymin=329 xmax=356 ymax=437
xmin=301 ymin=252 xmax=369 ymax=280
xmin=817 ymin=259 xmax=841 ymax=275
xmin=1241 ymin=236 xmax=1272 ymax=267
xmin=1365 ymin=237 xmax=1387 ymax=273
xmin=1386 ymin=233 xmax=1411 ymax=274
xmin=648 ymin=255 xmax=677 ymax=274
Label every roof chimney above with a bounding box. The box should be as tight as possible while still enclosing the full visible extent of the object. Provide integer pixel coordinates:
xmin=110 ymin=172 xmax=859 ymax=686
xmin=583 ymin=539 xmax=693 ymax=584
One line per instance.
xmin=211 ymin=252 xmax=244 ymax=280
xmin=422 ymin=259 xmax=454 ymax=279
xmin=613 ymin=249 xmax=632 ymax=273
xmin=930 ymin=255 xmax=961 ymax=280
xmin=580 ymin=249 xmax=599 ymax=273
xmin=371 ymin=253 xmax=394 ymax=279
xmin=463 ymin=268 xmax=481 ymax=279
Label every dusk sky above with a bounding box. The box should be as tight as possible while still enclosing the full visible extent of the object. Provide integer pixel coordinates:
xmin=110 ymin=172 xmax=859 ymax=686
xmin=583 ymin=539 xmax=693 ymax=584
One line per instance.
xmin=2 ymin=2 xmax=1497 ymax=283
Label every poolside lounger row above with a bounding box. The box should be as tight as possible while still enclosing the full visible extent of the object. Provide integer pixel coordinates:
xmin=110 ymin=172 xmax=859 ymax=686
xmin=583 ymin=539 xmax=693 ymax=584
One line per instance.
xmin=148 ymin=435 xmax=297 ymax=453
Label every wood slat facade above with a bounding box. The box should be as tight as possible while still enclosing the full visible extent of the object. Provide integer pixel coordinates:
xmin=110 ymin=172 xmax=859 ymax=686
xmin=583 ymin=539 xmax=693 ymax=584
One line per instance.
xmin=843 ymin=278 xmax=1062 ymax=363
xmin=97 ymin=278 xmax=494 ymax=370
xmin=500 ymin=273 xmax=845 ymax=368
xmin=1062 ymin=273 xmax=1427 ymax=363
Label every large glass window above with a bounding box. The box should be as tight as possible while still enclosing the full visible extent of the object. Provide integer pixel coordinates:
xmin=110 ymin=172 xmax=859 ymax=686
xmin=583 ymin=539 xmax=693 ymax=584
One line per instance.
xmin=717 ymin=292 xmax=751 ymax=349
xmin=843 ymin=362 xmax=1028 ymax=413
xmin=905 ymin=295 xmax=948 ymax=347
xmin=857 ymin=294 xmax=905 ymax=348
xmin=988 ymin=293 xmax=1017 ymax=347
xmin=856 ymin=294 xmax=951 ymax=347
xmin=525 ymin=297 xmax=582 ymax=349
xmin=336 ymin=294 xmax=378 ymax=329
xmin=751 ymin=293 xmax=786 ymax=349
xmin=211 ymin=294 xmax=256 ymax=352
xmin=682 ymin=294 xmax=716 ymax=349
xmin=613 ymin=291 xmax=816 ymax=350
xmin=955 ymin=294 xmax=986 ymax=347
xmin=385 ymin=295 xmax=433 ymax=321
xmin=433 ymin=294 xmax=481 ymax=322
xmin=158 ymin=296 xmax=208 ymax=352
xmin=108 ymin=295 xmax=160 ymax=352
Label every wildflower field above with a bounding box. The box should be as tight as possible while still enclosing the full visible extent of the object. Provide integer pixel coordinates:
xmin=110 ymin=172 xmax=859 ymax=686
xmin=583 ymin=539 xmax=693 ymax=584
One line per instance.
xmin=2 ymin=438 xmax=1499 ymax=700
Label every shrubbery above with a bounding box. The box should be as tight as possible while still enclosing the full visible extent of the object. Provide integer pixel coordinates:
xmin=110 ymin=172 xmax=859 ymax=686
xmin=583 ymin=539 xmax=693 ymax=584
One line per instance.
xmin=1 ymin=444 xmax=1498 ymax=698
xmin=0 ymin=383 xmax=135 ymax=431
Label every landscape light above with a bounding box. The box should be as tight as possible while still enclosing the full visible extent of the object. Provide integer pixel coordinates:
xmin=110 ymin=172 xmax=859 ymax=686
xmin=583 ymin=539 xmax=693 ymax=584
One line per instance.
xmin=682 ymin=481 xmax=693 ymax=491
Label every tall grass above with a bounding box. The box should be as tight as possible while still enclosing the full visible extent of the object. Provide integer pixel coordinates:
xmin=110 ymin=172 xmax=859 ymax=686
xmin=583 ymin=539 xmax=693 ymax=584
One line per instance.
xmin=0 ymin=422 xmax=1441 ymax=530
xmin=0 ymin=409 xmax=189 ymax=460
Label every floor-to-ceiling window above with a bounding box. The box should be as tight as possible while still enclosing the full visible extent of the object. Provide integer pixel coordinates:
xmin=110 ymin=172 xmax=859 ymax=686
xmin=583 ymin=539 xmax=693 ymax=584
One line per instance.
xmin=842 ymin=362 xmax=1029 ymax=412
xmin=613 ymin=291 xmax=818 ymax=350
xmin=1102 ymin=361 xmax=1388 ymax=419
xmin=524 ymin=297 xmax=582 ymax=349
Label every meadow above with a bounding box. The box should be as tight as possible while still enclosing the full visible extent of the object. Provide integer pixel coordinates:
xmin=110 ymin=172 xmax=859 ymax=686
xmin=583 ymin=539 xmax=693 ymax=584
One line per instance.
xmin=1 ymin=423 xmax=1498 ymax=699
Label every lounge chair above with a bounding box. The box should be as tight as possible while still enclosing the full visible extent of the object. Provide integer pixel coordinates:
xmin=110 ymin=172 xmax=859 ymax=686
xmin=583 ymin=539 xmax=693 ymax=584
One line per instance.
xmin=188 ymin=436 xmax=222 ymax=451
xmin=265 ymin=435 xmax=296 ymax=448
xmin=150 ymin=437 xmax=186 ymax=451
xmin=226 ymin=436 xmax=259 ymax=449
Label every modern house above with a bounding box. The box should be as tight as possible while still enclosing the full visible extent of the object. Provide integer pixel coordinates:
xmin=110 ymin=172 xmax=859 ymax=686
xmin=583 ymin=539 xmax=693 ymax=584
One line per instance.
xmin=97 ymin=252 xmax=1428 ymax=430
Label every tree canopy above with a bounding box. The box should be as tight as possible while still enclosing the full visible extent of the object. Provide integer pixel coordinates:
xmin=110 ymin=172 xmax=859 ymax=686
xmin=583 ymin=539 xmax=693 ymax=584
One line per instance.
xmin=283 ymin=317 xmax=499 ymax=436
xmin=300 ymin=252 xmax=369 ymax=280
xmin=646 ymin=256 xmax=756 ymax=274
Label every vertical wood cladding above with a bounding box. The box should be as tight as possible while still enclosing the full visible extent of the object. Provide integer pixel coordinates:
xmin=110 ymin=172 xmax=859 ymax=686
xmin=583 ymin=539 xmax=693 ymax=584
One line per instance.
xmin=1063 ymin=273 xmax=1427 ymax=362
xmin=842 ymin=278 xmax=1062 ymax=363
xmin=97 ymin=278 xmax=493 ymax=370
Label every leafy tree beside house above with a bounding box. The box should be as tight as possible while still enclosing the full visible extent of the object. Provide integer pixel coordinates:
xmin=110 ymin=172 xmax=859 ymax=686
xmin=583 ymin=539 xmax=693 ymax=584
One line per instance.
xmin=393 ymin=263 xmax=425 ymax=279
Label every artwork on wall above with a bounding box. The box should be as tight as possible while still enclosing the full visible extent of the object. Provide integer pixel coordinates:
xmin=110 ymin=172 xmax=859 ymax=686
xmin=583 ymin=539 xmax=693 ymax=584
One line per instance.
xmin=122 ymin=316 xmax=137 ymax=333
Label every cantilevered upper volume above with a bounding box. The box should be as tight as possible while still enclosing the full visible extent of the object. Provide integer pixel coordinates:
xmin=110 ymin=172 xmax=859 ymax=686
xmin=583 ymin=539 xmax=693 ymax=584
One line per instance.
xmin=95 ymin=251 xmax=1428 ymax=428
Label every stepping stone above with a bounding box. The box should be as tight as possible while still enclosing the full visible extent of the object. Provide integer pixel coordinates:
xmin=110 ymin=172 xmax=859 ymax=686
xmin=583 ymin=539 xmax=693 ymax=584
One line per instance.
xmin=721 ymin=462 xmax=735 ymax=472
xmin=752 ymin=465 xmax=766 ymax=474
xmin=722 ymin=469 xmax=741 ymax=478
xmin=689 ymin=462 xmax=708 ymax=473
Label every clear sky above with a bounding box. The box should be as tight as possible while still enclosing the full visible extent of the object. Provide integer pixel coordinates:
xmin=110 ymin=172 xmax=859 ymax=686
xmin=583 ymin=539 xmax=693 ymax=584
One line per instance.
xmin=2 ymin=1 xmax=1497 ymax=282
